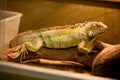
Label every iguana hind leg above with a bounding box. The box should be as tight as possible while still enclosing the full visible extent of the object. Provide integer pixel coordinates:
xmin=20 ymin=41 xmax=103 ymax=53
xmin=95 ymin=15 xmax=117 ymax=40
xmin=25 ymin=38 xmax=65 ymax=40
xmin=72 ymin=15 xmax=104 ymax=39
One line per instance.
xmin=25 ymin=38 xmax=43 ymax=52
xmin=20 ymin=38 xmax=43 ymax=62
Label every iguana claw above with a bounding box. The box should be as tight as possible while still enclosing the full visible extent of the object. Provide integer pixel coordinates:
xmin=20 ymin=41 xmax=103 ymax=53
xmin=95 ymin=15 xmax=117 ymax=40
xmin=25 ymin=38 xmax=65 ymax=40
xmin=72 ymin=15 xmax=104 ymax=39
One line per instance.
xmin=19 ymin=44 xmax=28 ymax=62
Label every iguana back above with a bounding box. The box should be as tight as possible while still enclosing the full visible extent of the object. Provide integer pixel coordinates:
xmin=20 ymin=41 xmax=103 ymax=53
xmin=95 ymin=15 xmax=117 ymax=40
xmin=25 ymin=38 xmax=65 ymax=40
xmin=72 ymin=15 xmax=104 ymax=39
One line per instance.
xmin=10 ymin=21 xmax=107 ymax=49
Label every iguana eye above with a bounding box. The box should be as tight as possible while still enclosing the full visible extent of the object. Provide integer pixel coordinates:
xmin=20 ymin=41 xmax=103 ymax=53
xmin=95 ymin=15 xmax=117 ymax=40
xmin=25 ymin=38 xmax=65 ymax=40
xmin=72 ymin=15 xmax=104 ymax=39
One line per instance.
xmin=92 ymin=23 xmax=98 ymax=30
xmin=96 ymin=24 xmax=99 ymax=27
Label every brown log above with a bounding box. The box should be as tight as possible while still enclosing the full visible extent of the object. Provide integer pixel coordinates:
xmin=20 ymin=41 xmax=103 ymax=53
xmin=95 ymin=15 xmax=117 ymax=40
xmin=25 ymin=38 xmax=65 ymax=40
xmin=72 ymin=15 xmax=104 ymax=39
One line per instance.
xmin=4 ymin=45 xmax=98 ymax=68
xmin=95 ymin=40 xmax=113 ymax=49
xmin=22 ymin=59 xmax=85 ymax=67
xmin=4 ymin=40 xmax=120 ymax=79
xmin=92 ymin=43 xmax=120 ymax=79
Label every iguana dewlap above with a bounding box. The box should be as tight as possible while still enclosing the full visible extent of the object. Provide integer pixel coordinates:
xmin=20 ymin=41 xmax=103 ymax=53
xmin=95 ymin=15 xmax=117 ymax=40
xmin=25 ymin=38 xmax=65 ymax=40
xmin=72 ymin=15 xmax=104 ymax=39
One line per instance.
xmin=10 ymin=21 xmax=107 ymax=58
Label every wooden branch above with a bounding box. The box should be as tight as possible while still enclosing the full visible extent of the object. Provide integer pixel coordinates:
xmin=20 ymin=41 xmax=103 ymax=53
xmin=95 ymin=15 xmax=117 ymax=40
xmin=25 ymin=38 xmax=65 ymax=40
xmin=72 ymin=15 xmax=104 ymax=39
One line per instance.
xmin=95 ymin=40 xmax=113 ymax=50
xmin=22 ymin=59 xmax=85 ymax=67
xmin=92 ymin=43 xmax=120 ymax=79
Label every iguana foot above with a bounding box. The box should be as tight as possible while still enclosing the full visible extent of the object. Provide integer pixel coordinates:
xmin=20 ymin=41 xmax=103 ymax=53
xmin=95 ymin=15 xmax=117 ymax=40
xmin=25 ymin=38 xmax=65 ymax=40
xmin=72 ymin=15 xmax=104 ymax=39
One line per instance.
xmin=19 ymin=44 xmax=28 ymax=62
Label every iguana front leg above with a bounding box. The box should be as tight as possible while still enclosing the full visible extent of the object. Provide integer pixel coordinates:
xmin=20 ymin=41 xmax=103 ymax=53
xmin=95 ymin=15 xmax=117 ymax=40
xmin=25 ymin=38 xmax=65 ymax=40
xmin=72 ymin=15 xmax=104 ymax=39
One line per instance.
xmin=77 ymin=38 xmax=96 ymax=55
xmin=20 ymin=38 xmax=43 ymax=62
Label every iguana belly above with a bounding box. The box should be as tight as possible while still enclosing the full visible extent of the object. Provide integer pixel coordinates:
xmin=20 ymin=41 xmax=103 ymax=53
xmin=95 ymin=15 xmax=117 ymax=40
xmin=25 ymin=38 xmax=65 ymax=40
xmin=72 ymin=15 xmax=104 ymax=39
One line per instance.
xmin=41 ymin=28 xmax=87 ymax=48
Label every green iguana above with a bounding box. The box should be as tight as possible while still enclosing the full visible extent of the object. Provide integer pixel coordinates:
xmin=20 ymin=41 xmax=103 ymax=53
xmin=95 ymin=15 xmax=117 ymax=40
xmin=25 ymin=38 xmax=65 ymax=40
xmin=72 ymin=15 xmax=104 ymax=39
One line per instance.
xmin=9 ymin=21 xmax=107 ymax=61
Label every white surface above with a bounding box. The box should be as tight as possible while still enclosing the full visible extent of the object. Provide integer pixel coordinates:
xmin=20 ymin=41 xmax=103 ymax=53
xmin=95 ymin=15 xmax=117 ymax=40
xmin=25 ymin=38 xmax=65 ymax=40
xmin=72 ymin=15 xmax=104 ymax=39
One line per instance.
xmin=0 ymin=10 xmax=22 ymax=58
xmin=0 ymin=61 xmax=113 ymax=80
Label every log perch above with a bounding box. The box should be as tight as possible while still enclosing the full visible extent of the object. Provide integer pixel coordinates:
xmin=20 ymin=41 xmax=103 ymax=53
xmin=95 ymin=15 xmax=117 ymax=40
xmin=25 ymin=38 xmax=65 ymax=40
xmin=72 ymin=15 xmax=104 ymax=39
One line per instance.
xmin=92 ymin=41 xmax=120 ymax=79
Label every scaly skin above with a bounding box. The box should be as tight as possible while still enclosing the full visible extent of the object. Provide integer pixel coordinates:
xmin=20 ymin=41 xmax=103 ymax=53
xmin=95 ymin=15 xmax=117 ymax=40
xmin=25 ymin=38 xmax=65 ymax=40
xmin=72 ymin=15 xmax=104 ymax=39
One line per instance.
xmin=10 ymin=21 xmax=107 ymax=62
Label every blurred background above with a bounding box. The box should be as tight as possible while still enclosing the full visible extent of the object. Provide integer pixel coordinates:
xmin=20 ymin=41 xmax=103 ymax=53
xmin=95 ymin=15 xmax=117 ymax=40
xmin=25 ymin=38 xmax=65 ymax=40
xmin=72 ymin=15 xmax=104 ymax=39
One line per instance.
xmin=6 ymin=0 xmax=120 ymax=44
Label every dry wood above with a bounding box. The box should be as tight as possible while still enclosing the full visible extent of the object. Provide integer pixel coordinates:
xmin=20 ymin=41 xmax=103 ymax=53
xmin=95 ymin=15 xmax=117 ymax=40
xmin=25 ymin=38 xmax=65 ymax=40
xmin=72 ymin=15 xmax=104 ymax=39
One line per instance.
xmin=92 ymin=42 xmax=120 ymax=79
xmin=4 ymin=44 xmax=98 ymax=68
xmin=22 ymin=59 xmax=85 ymax=67
xmin=4 ymin=40 xmax=120 ymax=79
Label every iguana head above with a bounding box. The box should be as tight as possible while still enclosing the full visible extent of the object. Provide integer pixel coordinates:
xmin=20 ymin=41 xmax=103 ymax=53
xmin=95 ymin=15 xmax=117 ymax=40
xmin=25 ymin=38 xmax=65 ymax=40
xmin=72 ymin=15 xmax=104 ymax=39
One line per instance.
xmin=87 ymin=21 xmax=108 ymax=37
